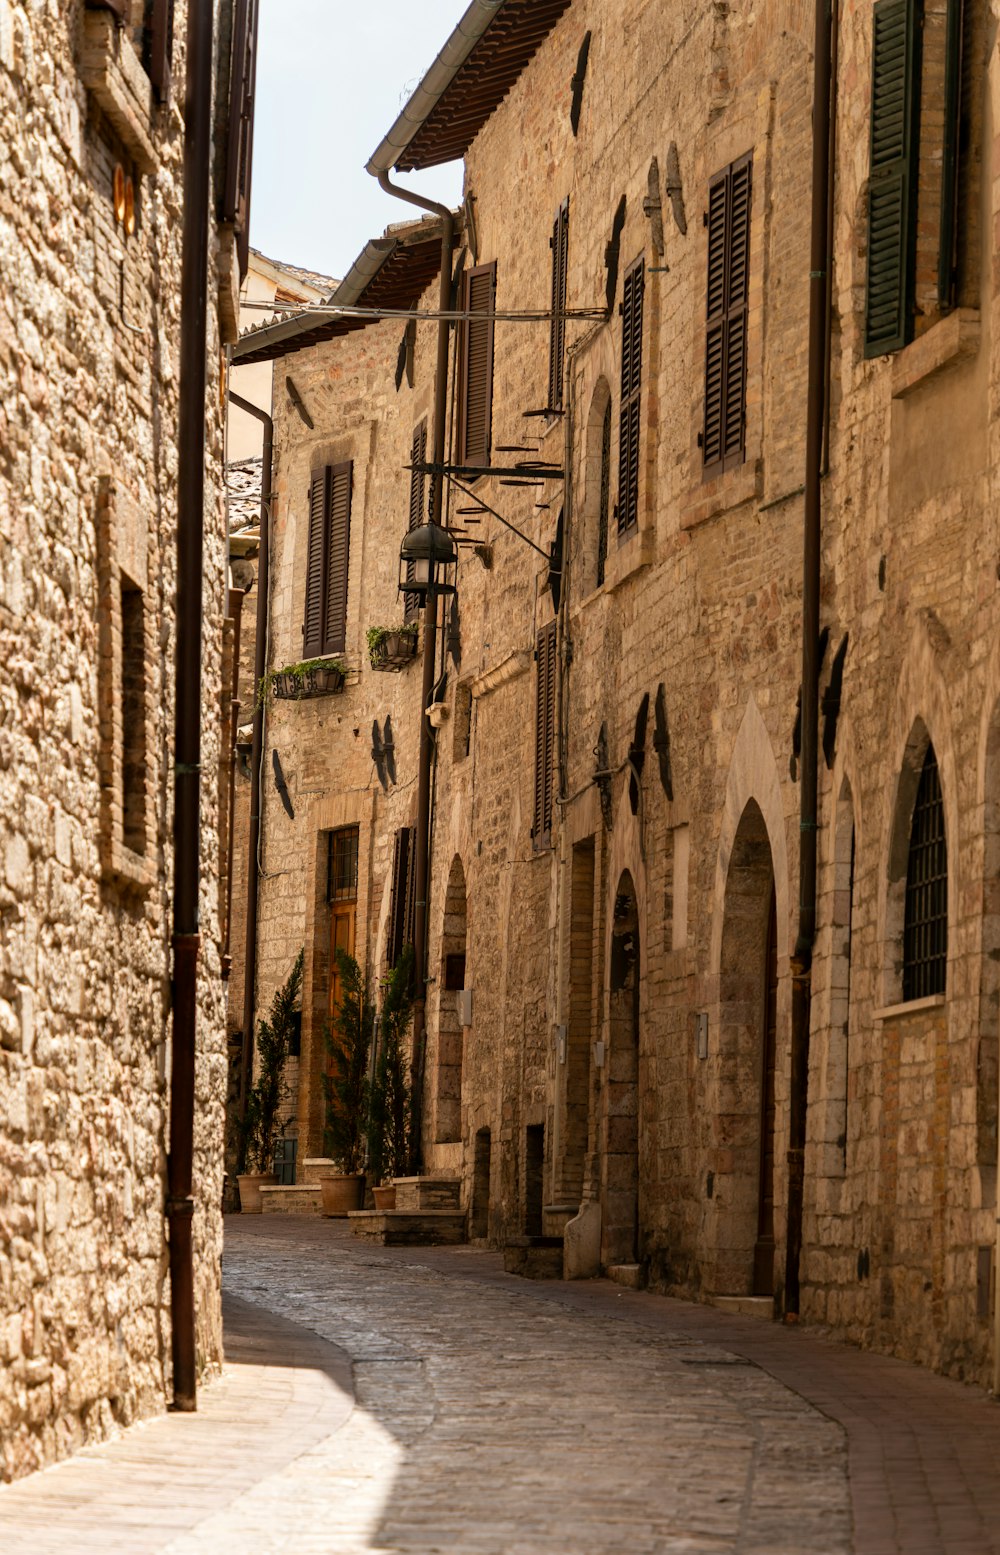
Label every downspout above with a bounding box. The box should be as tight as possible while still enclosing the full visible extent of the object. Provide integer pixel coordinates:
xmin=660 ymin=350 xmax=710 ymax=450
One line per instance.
xmin=229 ymin=390 xmax=273 ymax=1151
xmin=785 ymin=0 xmax=834 ymax=1320
xmin=169 ymin=0 xmax=215 ymax=1413
xmin=221 ymin=581 xmax=246 ymax=979
xmin=372 ymin=169 xmax=455 ymax=1169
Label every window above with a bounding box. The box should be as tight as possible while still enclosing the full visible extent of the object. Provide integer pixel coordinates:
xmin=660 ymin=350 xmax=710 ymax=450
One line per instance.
xmin=143 ymin=0 xmax=174 ymax=101
xmin=533 ymin=621 xmax=558 ymax=849
xmin=597 ymin=397 xmax=611 ymax=586
xmin=386 ymin=827 xmax=417 ymax=969
xmin=453 ymin=682 xmax=473 ymax=762
xmin=865 ymin=0 xmax=980 ymax=355
xmin=404 ymin=422 xmax=427 ymax=623
xmin=327 ymin=827 xmax=359 ymax=904
xmin=96 ymin=475 xmax=154 ymax=891
xmin=902 ymin=744 xmax=947 ymax=999
xmin=548 ymin=199 xmax=570 ymax=412
xmin=618 ymin=257 xmax=644 ymax=534
xmin=703 ymin=153 xmax=752 ymax=478
xmin=304 ymin=461 xmax=352 ymax=658
xmin=458 ymin=262 xmax=496 ymax=468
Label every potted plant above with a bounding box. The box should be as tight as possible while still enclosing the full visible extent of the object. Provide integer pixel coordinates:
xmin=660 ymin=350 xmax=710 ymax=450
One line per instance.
xmin=237 ymin=950 xmax=303 ymax=1212
xmin=367 ymin=623 xmax=419 ymax=672
xmin=259 ymin=658 xmax=347 ymax=704
xmin=321 ymin=949 xmax=374 ymax=1215
xmin=367 ymin=946 xmax=415 ymax=1209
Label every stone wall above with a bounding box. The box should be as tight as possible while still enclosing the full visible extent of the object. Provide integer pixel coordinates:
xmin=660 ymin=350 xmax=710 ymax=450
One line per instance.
xmin=235 ymin=0 xmax=1000 ymax=1386
xmin=0 ymin=0 xmax=231 ymax=1480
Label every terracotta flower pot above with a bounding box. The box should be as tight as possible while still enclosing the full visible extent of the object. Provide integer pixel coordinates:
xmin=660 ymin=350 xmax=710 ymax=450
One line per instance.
xmin=372 ymin=1184 xmax=397 ymax=1211
xmin=320 ymin=1173 xmax=365 ymax=1217
xmin=237 ymin=1172 xmax=277 ymax=1214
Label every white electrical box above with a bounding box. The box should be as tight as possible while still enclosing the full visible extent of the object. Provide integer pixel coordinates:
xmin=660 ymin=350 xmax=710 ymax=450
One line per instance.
xmin=556 ymin=1024 xmax=567 ymax=1064
xmin=594 ymin=1039 xmax=606 ymax=1069
xmin=456 ymin=989 xmax=473 ymax=1028
xmin=697 ymin=1012 xmax=709 ymax=1060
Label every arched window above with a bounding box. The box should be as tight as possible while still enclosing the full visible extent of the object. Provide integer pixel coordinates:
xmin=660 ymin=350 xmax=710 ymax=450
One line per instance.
xmin=902 ymin=743 xmax=947 ymax=1000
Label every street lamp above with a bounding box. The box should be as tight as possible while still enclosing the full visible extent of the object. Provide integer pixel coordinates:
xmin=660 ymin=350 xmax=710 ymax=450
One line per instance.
xmin=398 ymin=520 xmax=457 ymax=603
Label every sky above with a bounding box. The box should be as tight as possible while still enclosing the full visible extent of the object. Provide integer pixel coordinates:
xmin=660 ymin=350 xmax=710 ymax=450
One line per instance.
xmin=248 ymin=0 xmax=470 ymax=282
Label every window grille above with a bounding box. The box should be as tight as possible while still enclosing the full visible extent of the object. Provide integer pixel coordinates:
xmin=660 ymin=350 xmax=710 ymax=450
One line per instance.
xmin=327 ymin=826 xmax=359 ymax=904
xmin=903 ymin=745 xmax=947 ymax=1000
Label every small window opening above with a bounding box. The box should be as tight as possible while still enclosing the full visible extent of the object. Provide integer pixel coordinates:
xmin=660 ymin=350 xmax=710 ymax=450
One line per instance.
xmin=120 ymin=579 xmax=146 ymax=855
xmin=328 ymin=826 xmax=359 ymax=904
xmin=903 ymin=744 xmax=947 ymax=1000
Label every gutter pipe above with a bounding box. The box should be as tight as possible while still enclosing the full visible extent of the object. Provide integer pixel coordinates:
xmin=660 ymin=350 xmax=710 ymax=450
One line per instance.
xmin=370 ymin=168 xmax=455 ymax=1169
xmin=169 ymin=0 xmax=215 ymax=1413
xmin=366 ymin=0 xmax=505 ymax=176
xmin=221 ymin=582 xmax=246 ymax=979
xmin=785 ymin=0 xmax=834 ymax=1319
xmin=229 ymin=391 xmax=273 ymax=1153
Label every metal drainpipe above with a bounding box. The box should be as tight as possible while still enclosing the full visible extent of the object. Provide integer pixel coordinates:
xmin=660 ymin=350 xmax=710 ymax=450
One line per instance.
xmin=169 ymin=0 xmax=215 ymax=1414
xmin=229 ymin=391 xmax=273 ymax=1152
xmin=785 ymin=0 xmax=834 ymax=1321
xmin=374 ymin=170 xmax=455 ymax=1170
xmin=221 ymin=582 xmax=246 ymax=979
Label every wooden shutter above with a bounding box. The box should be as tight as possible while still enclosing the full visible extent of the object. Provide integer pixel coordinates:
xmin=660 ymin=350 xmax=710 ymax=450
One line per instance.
xmin=703 ymin=153 xmax=752 ymax=479
xmin=533 ymin=622 xmax=558 ymax=848
xmin=864 ymin=0 xmax=921 ymax=357
xmin=404 ymin=423 xmax=427 ymax=623
xmin=303 ymin=462 xmax=352 ymax=657
xmin=548 ymin=200 xmax=570 ymax=412
xmin=146 ymin=0 xmax=174 ymax=101
xmin=459 ymin=262 xmax=496 ymax=468
xmin=387 ymin=827 xmax=417 ymax=967
xmin=223 ymin=0 xmax=260 ymax=282
xmin=323 ymin=462 xmax=352 ymax=656
xmin=938 ymin=0 xmax=965 ymax=308
xmin=617 ymin=256 xmax=644 ymax=535
xmin=303 ymin=471 xmax=327 ymax=656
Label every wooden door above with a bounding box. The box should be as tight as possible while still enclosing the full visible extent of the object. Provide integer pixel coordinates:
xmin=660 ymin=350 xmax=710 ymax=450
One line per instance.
xmin=753 ymin=887 xmax=778 ymax=1296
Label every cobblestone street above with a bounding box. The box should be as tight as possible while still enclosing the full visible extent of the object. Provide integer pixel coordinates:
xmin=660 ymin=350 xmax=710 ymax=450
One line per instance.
xmin=4 ymin=1218 xmax=1000 ymax=1554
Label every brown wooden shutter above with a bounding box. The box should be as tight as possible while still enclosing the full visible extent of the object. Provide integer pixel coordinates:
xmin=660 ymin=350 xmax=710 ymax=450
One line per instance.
xmin=548 ymin=199 xmax=570 ymax=412
xmin=146 ymin=0 xmax=174 ymax=101
xmin=387 ymin=827 xmax=417 ymax=967
xmin=459 ymin=262 xmax=496 ymax=468
xmin=533 ymin=622 xmax=558 ymax=848
xmin=617 ymin=256 xmax=644 ymax=535
xmin=323 ymin=461 xmax=352 ymax=656
xmin=404 ymin=423 xmax=427 ymax=622
xmin=864 ymin=0 xmax=920 ymax=354
xmin=223 ymin=0 xmax=260 ymax=282
xmin=703 ymin=153 xmax=752 ymax=478
xmin=303 ymin=471 xmax=326 ymax=656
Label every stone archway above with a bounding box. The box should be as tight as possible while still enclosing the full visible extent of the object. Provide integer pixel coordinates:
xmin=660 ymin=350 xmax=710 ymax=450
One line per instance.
xmin=716 ymin=800 xmax=778 ymax=1296
xmin=602 ymin=872 xmax=640 ymax=1267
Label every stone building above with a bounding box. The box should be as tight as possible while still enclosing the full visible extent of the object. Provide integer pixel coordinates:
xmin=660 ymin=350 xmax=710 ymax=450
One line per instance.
xmin=232 ymin=0 xmax=1000 ymax=1388
xmin=0 ymin=0 xmax=252 ymax=1480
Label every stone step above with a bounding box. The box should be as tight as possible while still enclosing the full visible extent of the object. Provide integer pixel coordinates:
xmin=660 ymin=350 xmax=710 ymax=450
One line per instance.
xmin=392 ymin=1176 xmax=462 ymax=1212
xmin=259 ymin=1185 xmax=325 ymax=1216
xmin=503 ymin=1236 xmax=564 ymax=1281
xmin=347 ymin=1209 xmax=467 ymax=1246
xmin=708 ymin=1295 xmax=775 ymax=1319
xmin=606 ymin=1263 xmax=644 ymax=1290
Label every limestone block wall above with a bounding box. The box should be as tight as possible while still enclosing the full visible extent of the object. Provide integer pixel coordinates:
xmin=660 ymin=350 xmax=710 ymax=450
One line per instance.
xmin=0 ymin=0 xmax=230 ymax=1481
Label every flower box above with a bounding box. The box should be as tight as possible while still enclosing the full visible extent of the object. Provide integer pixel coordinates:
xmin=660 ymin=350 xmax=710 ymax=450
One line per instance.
xmin=368 ymin=629 xmax=418 ymax=672
xmin=271 ymin=662 xmax=346 ymax=701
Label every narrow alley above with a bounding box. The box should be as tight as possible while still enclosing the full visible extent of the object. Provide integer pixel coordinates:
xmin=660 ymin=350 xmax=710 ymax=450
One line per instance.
xmin=3 ymin=1220 xmax=1000 ymax=1555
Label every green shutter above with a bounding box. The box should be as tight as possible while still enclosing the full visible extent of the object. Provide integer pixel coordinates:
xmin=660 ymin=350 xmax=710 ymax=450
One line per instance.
xmin=865 ymin=0 xmax=922 ymax=357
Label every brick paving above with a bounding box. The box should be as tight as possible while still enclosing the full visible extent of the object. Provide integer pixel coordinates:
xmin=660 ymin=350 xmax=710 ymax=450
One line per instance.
xmin=2 ymin=1217 xmax=999 ymax=1553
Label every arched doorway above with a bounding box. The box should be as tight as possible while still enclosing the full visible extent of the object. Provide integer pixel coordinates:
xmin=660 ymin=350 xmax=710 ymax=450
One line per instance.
xmin=717 ymin=800 xmax=779 ymax=1297
xmin=603 ymin=872 xmax=640 ymax=1267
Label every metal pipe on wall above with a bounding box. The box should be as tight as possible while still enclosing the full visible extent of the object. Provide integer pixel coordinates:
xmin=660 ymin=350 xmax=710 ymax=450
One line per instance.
xmin=169 ymin=0 xmax=215 ymax=1413
xmin=785 ymin=0 xmax=834 ymax=1320
xmin=221 ymin=583 xmax=246 ymax=980
xmin=374 ymin=169 xmax=455 ymax=1169
xmin=229 ymin=391 xmax=273 ymax=1149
